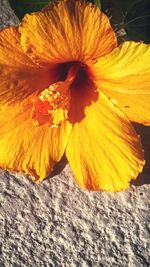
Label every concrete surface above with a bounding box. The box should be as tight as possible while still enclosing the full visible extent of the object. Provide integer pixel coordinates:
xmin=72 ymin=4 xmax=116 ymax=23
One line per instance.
xmin=0 ymin=1 xmax=150 ymax=266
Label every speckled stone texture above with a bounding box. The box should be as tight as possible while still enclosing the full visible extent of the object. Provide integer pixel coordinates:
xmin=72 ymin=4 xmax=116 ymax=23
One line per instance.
xmin=0 ymin=1 xmax=150 ymax=267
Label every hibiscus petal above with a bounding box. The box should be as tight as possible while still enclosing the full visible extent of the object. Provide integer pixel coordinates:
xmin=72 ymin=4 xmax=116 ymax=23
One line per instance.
xmin=66 ymin=91 xmax=144 ymax=191
xmin=0 ymin=26 xmax=57 ymax=104
xmin=0 ymin=27 xmax=72 ymax=180
xmin=19 ymin=0 xmax=117 ymax=65
xmin=92 ymin=41 xmax=150 ymax=125
xmin=0 ymin=95 xmax=72 ymax=181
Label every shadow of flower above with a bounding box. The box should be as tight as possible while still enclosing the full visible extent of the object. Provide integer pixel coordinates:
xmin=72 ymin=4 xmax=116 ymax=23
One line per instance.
xmin=131 ymin=123 xmax=150 ymax=186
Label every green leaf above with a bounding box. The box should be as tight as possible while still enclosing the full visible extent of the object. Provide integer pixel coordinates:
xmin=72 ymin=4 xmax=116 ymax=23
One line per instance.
xmin=9 ymin=0 xmax=51 ymax=19
xmin=94 ymin=0 xmax=101 ymax=8
xmin=124 ymin=0 xmax=150 ymax=43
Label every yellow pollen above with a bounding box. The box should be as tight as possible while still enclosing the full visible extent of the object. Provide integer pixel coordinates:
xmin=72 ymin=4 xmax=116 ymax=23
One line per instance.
xmin=33 ymin=82 xmax=69 ymax=127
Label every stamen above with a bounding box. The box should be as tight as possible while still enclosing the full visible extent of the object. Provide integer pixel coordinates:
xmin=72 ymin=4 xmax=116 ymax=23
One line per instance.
xmin=33 ymin=82 xmax=69 ymax=127
xmin=32 ymin=62 xmax=87 ymax=127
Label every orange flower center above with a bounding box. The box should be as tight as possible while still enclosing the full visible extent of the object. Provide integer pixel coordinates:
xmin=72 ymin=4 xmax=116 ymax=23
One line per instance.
xmin=33 ymin=62 xmax=91 ymax=127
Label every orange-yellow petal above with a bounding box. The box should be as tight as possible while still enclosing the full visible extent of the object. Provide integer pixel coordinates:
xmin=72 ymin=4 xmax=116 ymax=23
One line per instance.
xmin=0 ymin=95 xmax=72 ymax=181
xmin=92 ymin=41 xmax=150 ymax=125
xmin=19 ymin=0 xmax=117 ymax=65
xmin=66 ymin=90 xmax=144 ymax=191
xmin=0 ymin=26 xmax=58 ymax=104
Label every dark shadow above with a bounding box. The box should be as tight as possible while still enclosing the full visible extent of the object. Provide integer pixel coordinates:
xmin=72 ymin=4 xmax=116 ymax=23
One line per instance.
xmin=69 ymin=69 xmax=99 ymax=124
xmin=57 ymin=61 xmax=99 ymax=124
xmin=131 ymin=123 xmax=150 ymax=186
xmin=46 ymin=154 xmax=68 ymax=179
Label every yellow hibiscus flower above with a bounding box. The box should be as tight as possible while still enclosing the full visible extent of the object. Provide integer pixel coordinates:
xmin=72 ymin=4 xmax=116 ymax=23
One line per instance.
xmin=0 ymin=0 xmax=149 ymax=191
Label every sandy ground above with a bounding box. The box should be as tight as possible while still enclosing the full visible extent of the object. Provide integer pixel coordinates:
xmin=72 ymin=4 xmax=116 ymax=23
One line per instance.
xmin=0 ymin=1 xmax=150 ymax=266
